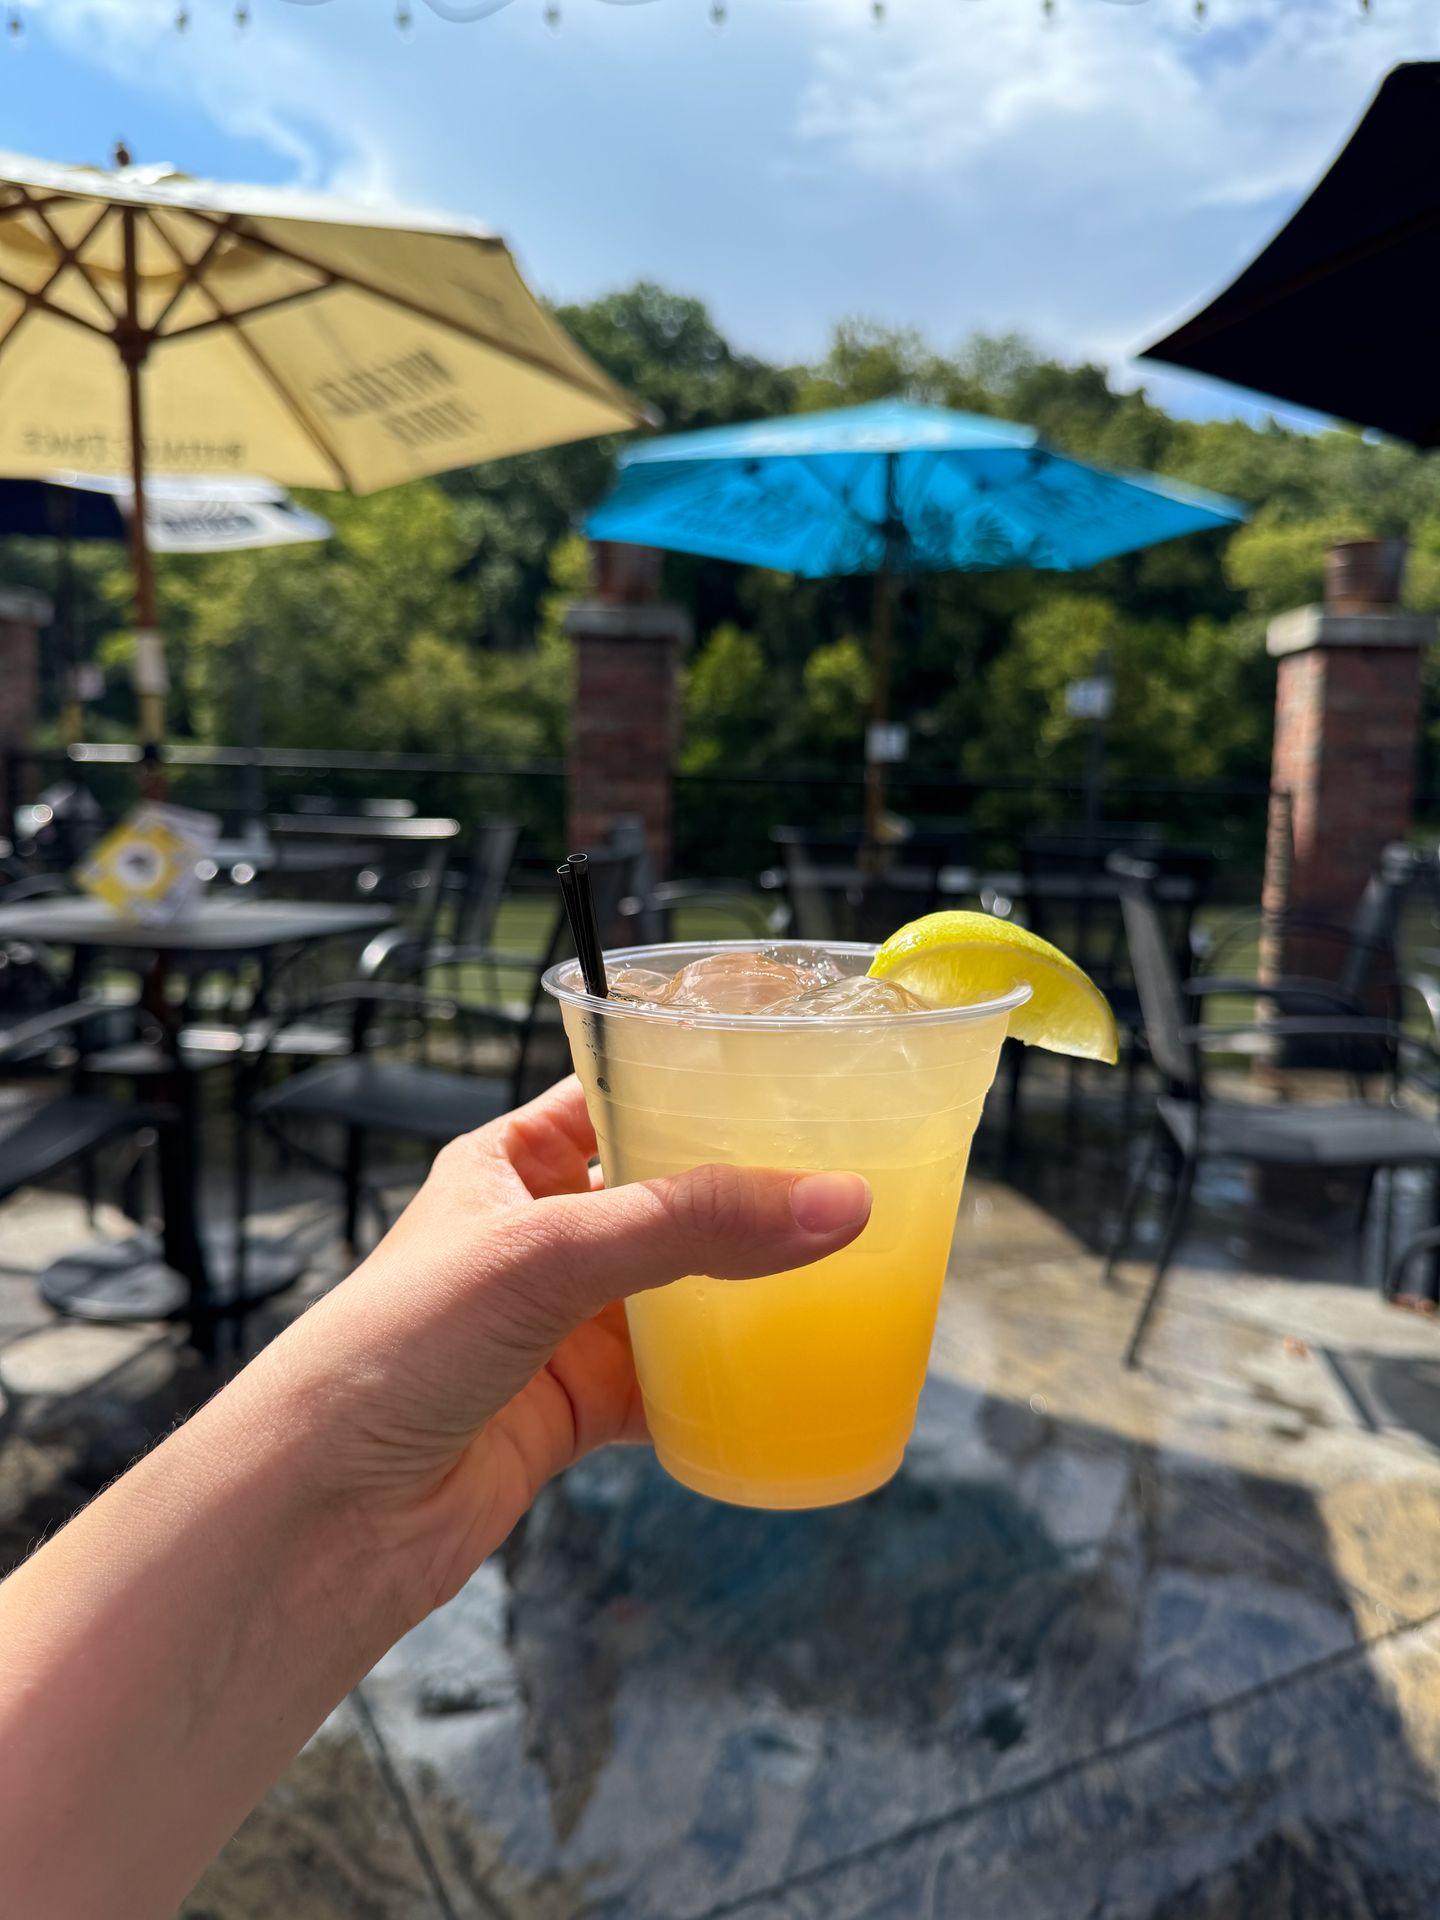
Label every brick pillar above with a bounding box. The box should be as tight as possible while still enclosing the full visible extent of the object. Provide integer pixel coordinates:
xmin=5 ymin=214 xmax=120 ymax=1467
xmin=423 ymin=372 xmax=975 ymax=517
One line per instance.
xmin=0 ymin=585 xmax=52 ymax=839
xmin=1261 ymin=547 xmax=1434 ymax=982
xmin=564 ymin=544 xmax=688 ymax=877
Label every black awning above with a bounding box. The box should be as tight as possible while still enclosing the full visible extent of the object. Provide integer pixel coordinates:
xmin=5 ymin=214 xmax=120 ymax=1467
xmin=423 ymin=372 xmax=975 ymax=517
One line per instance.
xmin=1142 ymin=62 xmax=1440 ymax=447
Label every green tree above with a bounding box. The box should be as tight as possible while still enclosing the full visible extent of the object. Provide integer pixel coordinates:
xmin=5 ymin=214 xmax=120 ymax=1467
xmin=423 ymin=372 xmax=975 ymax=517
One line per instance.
xmin=170 ymin=481 xmax=475 ymax=751
xmin=13 ymin=283 xmax=1440 ymax=874
xmin=680 ymin=624 xmax=769 ymax=774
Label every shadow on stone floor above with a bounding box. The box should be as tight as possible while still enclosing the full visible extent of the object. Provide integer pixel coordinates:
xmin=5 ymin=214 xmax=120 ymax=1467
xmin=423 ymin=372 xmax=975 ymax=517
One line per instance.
xmin=353 ymin=1363 xmax=1440 ymax=1920
xmin=10 ymin=1076 xmax=1440 ymax=1917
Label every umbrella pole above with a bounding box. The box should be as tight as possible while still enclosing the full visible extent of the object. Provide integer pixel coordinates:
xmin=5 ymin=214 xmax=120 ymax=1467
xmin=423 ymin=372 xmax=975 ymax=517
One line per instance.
xmin=49 ymin=492 xmax=82 ymax=745
xmin=121 ymin=208 xmax=166 ymax=800
xmin=863 ymin=562 xmax=894 ymax=847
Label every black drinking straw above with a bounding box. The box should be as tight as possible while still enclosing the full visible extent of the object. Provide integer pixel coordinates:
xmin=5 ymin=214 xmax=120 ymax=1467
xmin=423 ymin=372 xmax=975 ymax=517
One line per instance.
xmin=558 ymin=854 xmax=611 ymax=1096
xmin=561 ymin=851 xmax=610 ymax=998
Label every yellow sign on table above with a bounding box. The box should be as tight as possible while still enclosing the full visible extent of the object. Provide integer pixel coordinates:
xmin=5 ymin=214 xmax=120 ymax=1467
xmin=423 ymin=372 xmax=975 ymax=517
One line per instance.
xmin=74 ymin=803 xmax=220 ymax=925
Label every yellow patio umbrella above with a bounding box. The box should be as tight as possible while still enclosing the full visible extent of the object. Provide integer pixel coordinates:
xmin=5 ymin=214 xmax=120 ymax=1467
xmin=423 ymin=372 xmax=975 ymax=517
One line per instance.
xmin=0 ymin=145 xmax=646 ymax=764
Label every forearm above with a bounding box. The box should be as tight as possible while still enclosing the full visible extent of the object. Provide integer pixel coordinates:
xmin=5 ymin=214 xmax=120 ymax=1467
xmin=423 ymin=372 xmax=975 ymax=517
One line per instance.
xmin=0 ymin=1326 xmax=422 ymax=1919
xmin=0 ymin=1087 xmax=871 ymax=1917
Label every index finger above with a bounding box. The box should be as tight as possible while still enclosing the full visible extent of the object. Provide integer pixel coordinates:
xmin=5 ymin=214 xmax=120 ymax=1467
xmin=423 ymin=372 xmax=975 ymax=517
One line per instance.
xmin=501 ymin=1074 xmax=599 ymax=1198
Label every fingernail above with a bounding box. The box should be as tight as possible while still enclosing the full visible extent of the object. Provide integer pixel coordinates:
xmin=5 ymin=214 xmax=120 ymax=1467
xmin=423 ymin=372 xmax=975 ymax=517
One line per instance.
xmin=790 ymin=1172 xmax=871 ymax=1235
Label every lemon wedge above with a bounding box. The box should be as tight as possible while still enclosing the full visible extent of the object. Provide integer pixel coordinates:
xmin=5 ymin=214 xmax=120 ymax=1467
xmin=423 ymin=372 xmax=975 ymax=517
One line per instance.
xmin=868 ymin=910 xmax=1119 ymax=1063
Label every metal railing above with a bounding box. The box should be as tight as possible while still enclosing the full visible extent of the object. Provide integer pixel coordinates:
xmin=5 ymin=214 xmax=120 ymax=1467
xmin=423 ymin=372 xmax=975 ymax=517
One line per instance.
xmin=2 ymin=741 xmax=1277 ymax=899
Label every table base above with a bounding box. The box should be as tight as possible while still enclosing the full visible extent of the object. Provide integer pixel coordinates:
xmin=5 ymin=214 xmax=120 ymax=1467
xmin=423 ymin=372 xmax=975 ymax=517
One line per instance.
xmin=39 ymin=1231 xmax=307 ymax=1325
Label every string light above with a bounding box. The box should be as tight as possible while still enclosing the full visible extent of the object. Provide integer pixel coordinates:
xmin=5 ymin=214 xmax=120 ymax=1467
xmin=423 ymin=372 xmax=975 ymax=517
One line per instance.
xmin=183 ymin=0 xmax=1398 ymax=33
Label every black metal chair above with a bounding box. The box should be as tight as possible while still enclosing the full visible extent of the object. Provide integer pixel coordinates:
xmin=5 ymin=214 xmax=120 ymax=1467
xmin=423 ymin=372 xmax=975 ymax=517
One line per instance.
xmin=265 ymin=813 xmax=459 ymax=947
xmin=767 ymin=825 xmax=968 ymax=945
xmin=0 ymin=1002 xmax=155 ymax=1214
xmin=1104 ymin=855 xmax=1440 ymax=1370
xmin=242 ymin=842 xmax=642 ymax=1250
xmin=445 ymin=817 xmax=522 ymax=952
xmin=1004 ymin=831 xmax=1214 ymax=1150
xmin=603 ymin=816 xmax=775 ymax=944
xmin=356 ymin=816 xmax=521 ymax=988
xmin=1199 ymin=841 xmax=1437 ymax=1033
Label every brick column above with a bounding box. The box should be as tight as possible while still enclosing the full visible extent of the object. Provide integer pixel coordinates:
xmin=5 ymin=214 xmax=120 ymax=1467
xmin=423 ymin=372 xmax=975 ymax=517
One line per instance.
xmin=0 ymin=585 xmax=52 ymax=839
xmin=564 ymin=544 xmax=689 ymax=877
xmin=1261 ymin=548 xmax=1434 ymax=981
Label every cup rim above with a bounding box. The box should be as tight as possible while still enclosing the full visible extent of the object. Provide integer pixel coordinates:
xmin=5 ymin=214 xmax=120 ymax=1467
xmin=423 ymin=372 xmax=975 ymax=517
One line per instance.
xmin=541 ymin=938 xmax=1033 ymax=1032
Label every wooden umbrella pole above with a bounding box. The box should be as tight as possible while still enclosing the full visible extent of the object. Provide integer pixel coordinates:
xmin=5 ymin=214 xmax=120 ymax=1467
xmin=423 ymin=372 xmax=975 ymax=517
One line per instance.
xmin=862 ymin=561 xmax=894 ymax=850
xmin=121 ymin=205 xmax=166 ymax=799
xmin=863 ymin=449 xmax=902 ymax=851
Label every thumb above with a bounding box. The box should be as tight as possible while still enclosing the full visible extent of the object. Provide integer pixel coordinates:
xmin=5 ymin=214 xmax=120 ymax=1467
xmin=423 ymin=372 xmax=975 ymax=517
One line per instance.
xmin=494 ymin=1162 xmax=872 ymax=1350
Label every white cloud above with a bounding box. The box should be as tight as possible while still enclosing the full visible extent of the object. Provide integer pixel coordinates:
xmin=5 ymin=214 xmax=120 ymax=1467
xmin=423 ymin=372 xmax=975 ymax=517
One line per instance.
xmin=794 ymin=0 xmax=1440 ymax=353
xmin=798 ymin=0 xmax=1433 ymax=208
xmin=30 ymin=0 xmax=394 ymax=190
xmin=17 ymin=0 xmax=1440 ymax=414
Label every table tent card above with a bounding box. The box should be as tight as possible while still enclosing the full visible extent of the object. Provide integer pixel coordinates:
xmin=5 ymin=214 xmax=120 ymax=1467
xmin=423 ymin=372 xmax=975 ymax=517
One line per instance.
xmin=75 ymin=803 xmax=221 ymax=925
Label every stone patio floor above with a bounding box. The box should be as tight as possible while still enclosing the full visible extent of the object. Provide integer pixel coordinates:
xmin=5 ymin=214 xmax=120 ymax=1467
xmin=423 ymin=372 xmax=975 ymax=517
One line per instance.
xmin=6 ymin=1091 xmax=1440 ymax=1918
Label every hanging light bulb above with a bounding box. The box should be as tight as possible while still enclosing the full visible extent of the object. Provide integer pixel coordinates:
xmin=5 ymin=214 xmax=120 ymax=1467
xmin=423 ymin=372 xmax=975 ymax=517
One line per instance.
xmin=6 ymin=9 xmax=22 ymax=41
xmin=234 ymin=0 xmax=250 ymax=29
xmin=1041 ymin=0 xmax=1055 ymax=21
xmin=871 ymin=0 xmax=886 ymax=23
xmin=174 ymin=3 xmax=190 ymax=29
xmin=543 ymin=0 xmax=560 ymax=28
xmin=709 ymin=0 xmax=726 ymax=25
xmin=395 ymin=0 xmax=413 ymax=26
xmin=1192 ymin=0 xmax=1207 ymax=22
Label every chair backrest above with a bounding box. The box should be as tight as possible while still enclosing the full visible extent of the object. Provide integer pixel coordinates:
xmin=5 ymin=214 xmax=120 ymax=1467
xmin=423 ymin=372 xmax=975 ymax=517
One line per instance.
xmin=1022 ymin=833 xmax=1129 ymax=992
xmin=268 ymin=816 xmax=459 ymax=941
xmin=1024 ymin=831 xmax=1212 ymax=996
xmin=449 ymin=818 xmax=520 ymax=951
xmin=1112 ymin=855 xmax=1201 ymax=1095
xmin=771 ymin=825 xmax=954 ymax=945
xmin=1337 ymin=842 xmax=1415 ymax=1005
xmin=773 ymin=828 xmax=841 ymax=942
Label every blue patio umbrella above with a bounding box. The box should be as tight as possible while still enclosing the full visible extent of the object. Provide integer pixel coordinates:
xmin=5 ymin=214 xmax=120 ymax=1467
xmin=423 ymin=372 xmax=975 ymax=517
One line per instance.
xmin=588 ymin=400 xmax=1246 ymax=837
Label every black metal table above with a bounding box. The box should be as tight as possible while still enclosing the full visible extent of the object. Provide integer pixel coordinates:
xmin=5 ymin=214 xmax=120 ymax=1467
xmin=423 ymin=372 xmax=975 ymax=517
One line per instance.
xmin=0 ymin=898 xmax=391 ymax=1350
xmin=267 ymin=813 xmax=460 ymax=843
xmin=940 ymin=867 xmax=1205 ymax=909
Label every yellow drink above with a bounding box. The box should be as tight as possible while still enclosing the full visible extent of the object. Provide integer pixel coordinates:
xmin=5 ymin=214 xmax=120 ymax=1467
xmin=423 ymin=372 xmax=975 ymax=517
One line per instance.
xmin=547 ymin=941 xmax=1026 ymax=1510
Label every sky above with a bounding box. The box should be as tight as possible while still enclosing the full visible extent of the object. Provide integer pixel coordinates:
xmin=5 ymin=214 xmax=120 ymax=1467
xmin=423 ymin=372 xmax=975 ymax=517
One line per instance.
xmin=3 ymin=0 xmax=1438 ymax=428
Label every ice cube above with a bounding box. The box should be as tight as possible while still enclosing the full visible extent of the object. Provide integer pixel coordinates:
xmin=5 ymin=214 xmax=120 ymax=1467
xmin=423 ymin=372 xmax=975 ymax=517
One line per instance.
xmin=761 ymin=944 xmax=846 ymax=989
xmin=660 ymin=952 xmax=809 ymax=1014
xmin=603 ymin=965 xmax=673 ymax=1007
xmin=782 ymin=975 xmax=927 ymax=1018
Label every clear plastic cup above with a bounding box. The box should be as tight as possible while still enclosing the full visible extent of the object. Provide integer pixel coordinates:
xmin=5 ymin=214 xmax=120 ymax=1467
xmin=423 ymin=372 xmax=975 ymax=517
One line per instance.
xmin=544 ymin=940 xmax=1028 ymax=1510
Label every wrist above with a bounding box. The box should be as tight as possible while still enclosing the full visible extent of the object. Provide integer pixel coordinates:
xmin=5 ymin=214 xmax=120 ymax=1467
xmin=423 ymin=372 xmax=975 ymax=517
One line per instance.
xmin=186 ymin=1326 xmax=438 ymax=1646
xmin=235 ymin=1289 xmax=491 ymax=1628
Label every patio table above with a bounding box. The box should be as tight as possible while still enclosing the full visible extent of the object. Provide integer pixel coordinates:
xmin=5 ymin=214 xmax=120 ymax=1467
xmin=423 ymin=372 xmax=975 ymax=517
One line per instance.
xmin=267 ymin=814 xmax=461 ymax=843
xmin=776 ymin=863 xmax=1204 ymax=912
xmin=940 ymin=866 xmax=1205 ymax=910
xmin=0 ymin=898 xmax=390 ymax=1353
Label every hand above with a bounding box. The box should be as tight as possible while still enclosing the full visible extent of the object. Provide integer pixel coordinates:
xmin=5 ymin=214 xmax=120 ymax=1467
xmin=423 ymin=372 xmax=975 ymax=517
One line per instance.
xmin=260 ymin=1077 xmax=872 ymax=1621
xmin=0 ymin=1078 xmax=871 ymax=1919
